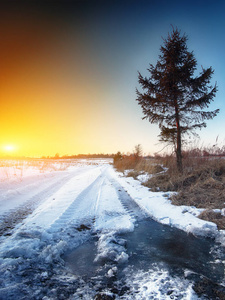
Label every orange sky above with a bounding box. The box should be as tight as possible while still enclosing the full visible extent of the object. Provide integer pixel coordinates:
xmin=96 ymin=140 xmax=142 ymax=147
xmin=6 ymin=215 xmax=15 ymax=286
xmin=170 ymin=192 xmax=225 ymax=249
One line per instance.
xmin=0 ymin=11 xmax=123 ymax=157
xmin=0 ymin=4 xmax=157 ymax=158
xmin=1 ymin=1 xmax=224 ymax=157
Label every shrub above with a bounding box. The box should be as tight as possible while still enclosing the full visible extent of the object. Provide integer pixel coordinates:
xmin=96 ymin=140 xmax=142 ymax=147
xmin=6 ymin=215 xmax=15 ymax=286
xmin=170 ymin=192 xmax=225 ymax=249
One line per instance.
xmin=113 ymin=152 xmax=123 ymax=164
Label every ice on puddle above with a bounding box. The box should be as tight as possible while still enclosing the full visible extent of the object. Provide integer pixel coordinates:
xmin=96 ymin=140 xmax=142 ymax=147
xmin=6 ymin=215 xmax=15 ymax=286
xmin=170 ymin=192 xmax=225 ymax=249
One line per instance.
xmin=107 ymin=266 xmax=117 ymax=277
xmin=3 ymin=238 xmax=41 ymax=259
xmin=107 ymin=269 xmax=114 ymax=277
xmin=94 ymin=231 xmax=129 ymax=265
xmin=41 ymin=271 xmax=48 ymax=279
xmin=116 ymin=251 xmax=129 ymax=263
xmin=184 ymin=269 xmax=195 ymax=278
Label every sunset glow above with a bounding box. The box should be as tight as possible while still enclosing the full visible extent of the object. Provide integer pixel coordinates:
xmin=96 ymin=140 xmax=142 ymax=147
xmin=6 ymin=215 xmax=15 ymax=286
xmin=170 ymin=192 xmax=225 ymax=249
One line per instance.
xmin=3 ymin=145 xmax=15 ymax=152
xmin=1 ymin=144 xmax=18 ymax=157
xmin=1 ymin=1 xmax=225 ymax=158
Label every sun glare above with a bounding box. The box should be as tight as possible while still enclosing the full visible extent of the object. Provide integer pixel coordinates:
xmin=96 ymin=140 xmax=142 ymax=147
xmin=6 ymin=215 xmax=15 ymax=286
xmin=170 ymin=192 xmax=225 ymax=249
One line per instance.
xmin=3 ymin=145 xmax=16 ymax=153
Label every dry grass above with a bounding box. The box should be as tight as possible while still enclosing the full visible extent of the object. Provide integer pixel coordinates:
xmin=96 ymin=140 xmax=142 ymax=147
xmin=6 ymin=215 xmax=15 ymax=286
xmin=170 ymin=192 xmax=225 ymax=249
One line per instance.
xmin=198 ymin=210 xmax=225 ymax=230
xmin=193 ymin=276 xmax=225 ymax=299
xmin=113 ymin=156 xmax=139 ymax=172
xmin=144 ymin=157 xmax=225 ymax=196
xmin=114 ymin=153 xmax=225 ymax=229
xmin=114 ymin=156 xmax=164 ymax=175
xmin=0 ymin=158 xmax=78 ymax=181
xmin=145 ymin=157 xmax=225 ymax=229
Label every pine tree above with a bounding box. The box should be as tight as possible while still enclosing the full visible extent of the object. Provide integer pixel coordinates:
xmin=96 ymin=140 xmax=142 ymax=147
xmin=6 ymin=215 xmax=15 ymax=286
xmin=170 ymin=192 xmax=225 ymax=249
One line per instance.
xmin=136 ymin=28 xmax=219 ymax=173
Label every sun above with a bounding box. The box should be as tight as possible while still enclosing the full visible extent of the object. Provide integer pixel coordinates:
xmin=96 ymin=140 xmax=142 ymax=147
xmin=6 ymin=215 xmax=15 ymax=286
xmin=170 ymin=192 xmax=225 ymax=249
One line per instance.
xmin=0 ymin=144 xmax=19 ymax=157
xmin=3 ymin=145 xmax=16 ymax=153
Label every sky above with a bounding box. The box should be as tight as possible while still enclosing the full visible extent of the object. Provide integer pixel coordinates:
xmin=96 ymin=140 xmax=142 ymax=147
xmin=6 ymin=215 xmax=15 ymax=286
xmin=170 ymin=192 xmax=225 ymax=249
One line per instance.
xmin=0 ymin=0 xmax=225 ymax=157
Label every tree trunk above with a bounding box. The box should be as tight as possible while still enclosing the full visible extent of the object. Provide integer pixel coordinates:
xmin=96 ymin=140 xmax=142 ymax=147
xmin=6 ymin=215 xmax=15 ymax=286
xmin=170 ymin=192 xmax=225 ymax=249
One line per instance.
xmin=176 ymin=130 xmax=183 ymax=173
xmin=175 ymin=104 xmax=183 ymax=173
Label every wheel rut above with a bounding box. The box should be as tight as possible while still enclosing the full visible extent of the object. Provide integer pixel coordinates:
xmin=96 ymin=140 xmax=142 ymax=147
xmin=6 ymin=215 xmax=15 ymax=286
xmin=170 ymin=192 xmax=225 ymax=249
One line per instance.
xmin=105 ymin=171 xmax=148 ymax=222
xmin=0 ymin=172 xmax=84 ymax=237
xmin=49 ymin=168 xmax=107 ymax=232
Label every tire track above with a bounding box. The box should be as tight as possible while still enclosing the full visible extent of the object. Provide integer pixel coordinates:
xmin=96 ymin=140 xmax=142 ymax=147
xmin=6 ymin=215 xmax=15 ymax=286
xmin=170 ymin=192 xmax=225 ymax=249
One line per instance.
xmin=48 ymin=168 xmax=106 ymax=233
xmin=106 ymin=171 xmax=148 ymax=221
xmin=0 ymin=171 xmax=90 ymax=237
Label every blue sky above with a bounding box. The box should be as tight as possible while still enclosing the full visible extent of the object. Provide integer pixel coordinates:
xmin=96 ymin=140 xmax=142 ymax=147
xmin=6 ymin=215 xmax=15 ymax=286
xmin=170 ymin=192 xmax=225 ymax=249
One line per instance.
xmin=81 ymin=0 xmax=225 ymax=154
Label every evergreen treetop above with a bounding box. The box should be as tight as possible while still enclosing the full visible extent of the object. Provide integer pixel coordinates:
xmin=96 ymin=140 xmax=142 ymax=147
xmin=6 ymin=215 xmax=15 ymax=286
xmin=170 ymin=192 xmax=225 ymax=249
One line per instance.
xmin=136 ymin=28 xmax=219 ymax=172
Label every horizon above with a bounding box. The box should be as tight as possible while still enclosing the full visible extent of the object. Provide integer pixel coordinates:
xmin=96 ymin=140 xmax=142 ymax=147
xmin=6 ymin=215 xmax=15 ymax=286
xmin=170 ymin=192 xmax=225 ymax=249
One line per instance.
xmin=1 ymin=0 xmax=225 ymax=158
xmin=0 ymin=153 xmax=115 ymax=159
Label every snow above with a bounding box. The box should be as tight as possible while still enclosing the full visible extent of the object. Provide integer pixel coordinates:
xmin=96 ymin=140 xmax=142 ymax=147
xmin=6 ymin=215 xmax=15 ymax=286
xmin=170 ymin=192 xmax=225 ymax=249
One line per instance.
xmin=1 ymin=158 xmax=217 ymax=239
xmin=94 ymin=176 xmax=134 ymax=232
xmin=109 ymin=168 xmax=218 ymax=237
xmin=124 ymin=266 xmax=199 ymax=300
xmin=107 ymin=266 xmax=117 ymax=277
xmin=137 ymin=172 xmax=152 ymax=182
xmin=23 ymin=166 xmax=104 ymax=230
xmin=0 ymin=158 xmax=223 ymax=299
xmin=0 ymin=160 xmax=68 ymax=181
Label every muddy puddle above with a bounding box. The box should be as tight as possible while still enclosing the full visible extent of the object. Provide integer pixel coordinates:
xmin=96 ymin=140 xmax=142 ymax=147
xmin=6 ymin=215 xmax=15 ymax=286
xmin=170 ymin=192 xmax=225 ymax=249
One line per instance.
xmin=64 ymin=238 xmax=98 ymax=277
xmin=121 ymin=218 xmax=224 ymax=281
xmin=64 ymin=218 xmax=225 ymax=298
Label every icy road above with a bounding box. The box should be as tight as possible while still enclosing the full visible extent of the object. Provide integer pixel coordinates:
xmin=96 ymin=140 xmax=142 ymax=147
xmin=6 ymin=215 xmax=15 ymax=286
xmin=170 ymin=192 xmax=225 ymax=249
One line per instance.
xmin=0 ymin=159 xmax=225 ymax=299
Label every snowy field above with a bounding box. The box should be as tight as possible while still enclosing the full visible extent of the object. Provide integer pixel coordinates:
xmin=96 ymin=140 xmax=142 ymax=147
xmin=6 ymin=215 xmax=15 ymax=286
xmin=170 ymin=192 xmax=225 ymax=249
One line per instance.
xmin=0 ymin=159 xmax=224 ymax=299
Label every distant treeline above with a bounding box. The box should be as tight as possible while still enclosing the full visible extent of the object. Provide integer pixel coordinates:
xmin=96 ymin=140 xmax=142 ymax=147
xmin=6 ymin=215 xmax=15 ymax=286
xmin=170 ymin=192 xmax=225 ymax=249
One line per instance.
xmin=41 ymin=153 xmax=114 ymax=159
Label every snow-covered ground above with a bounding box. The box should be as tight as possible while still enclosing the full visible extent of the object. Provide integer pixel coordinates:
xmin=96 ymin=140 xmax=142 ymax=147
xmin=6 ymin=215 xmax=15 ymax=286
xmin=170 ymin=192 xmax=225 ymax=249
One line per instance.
xmin=0 ymin=159 xmax=224 ymax=299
